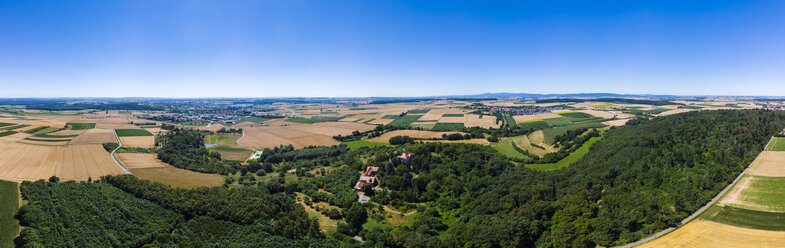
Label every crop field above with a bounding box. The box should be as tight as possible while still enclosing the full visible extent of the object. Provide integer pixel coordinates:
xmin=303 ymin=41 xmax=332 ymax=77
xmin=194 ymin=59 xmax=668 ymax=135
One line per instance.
xmin=637 ymin=219 xmax=785 ymax=248
xmin=343 ymin=140 xmax=391 ymax=150
xmin=388 ymin=114 xmax=422 ymax=127
xmin=285 ymin=118 xmax=325 ymax=124
xmin=526 ymin=136 xmax=602 ymax=171
xmin=367 ymin=130 xmax=464 ymax=143
xmin=205 ymin=133 xmax=251 ymax=159
xmin=767 ymin=138 xmax=785 ymax=151
xmin=129 ymin=166 xmax=224 ymax=189
xmin=464 ymin=114 xmax=500 ymax=128
xmin=0 ymin=123 xmax=12 ymax=128
xmin=720 ymin=176 xmax=785 ymax=212
xmin=492 ymin=136 xmax=536 ymax=158
xmin=115 ymin=129 xmax=153 ymax=137
xmin=119 ymin=136 xmax=155 ymax=148
xmin=0 ymin=180 xmax=18 ymax=248
xmin=67 ymin=122 xmax=96 ymax=130
xmin=0 ymin=142 xmax=126 ymax=181
xmin=0 ymin=131 xmax=16 ymax=137
xmin=702 ymin=205 xmax=785 ymax=231
xmin=542 ymin=117 xmax=572 ymax=127
xmin=116 ymin=153 xmax=168 ymax=169
xmin=746 ymin=151 xmax=785 ymax=177
xmin=70 ymin=128 xmax=116 ymax=144
xmin=431 ymin=122 xmax=465 ymax=131
xmin=237 ymin=121 xmax=373 ymax=150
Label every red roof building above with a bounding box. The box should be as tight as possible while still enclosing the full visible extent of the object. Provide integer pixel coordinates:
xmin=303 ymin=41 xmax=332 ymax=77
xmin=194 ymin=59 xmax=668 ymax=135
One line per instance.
xmin=354 ymin=166 xmax=379 ymax=190
xmin=398 ymin=152 xmax=414 ymax=161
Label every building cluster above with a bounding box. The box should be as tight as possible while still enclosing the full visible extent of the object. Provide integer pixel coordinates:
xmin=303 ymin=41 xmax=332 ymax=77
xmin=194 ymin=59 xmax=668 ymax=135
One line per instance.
xmin=479 ymin=105 xmax=564 ymax=115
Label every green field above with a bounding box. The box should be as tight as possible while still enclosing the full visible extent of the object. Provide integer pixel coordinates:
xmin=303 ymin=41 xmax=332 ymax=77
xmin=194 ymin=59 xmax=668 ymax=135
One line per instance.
xmin=205 ymin=133 xmax=248 ymax=152
xmin=626 ymin=108 xmax=670 ymax=115
xmin=503 ymin=114 xmax=517 ymax=128
xmin=31 ymin=127 xmax=60 ymax=135
xmin=542 ymin=123 xmax=606 ymax=144
xmin=285 ymin=118 xmax=325 ymax=124
xmin=431 ymin=123 xmax=465 ymax=131
xmin=491 ymin=136 xmax=532 ymax=159
xmin=766 ymin=138 xmax=785 ymax=151
xmin=24 ymin=137 xmax=71 ymax=142
xmin=542 ymin=117 xmax=572 ymax=127
xmin=0 ymin=123 xmax=13 ymax=128
xmin=557 ymin=112 xmax=606 ymax=124
xmin=35 ymin=133 xmax=79 ymax=138
xmin=517 ymin=120 xmax=550 ymax=129
xmin=382 ymin=115 xmax=399 ymax=119
xmin=115 ymin=129 xmax=154 ymax=137
xmin=0 ymin=180 xmax=19 ymax=248
xmin=343 ymin=140 xmax=391 ymax=150
xmin=729 ymin=176 xmax=785 ymax=212
xmin=22 ymin=126 xmax=48 ymax=134
xmin=407 ymin=109 xmax=431 ymax=114
xmin=1 ymin=124 xmax=29 ymax=130
xmin=526 ymin=136 xmax=602 ymax=171
xmin=592 ymin=104 xmax=616 ymax=108
xmin=701 ymin=205 xmax=785 ymax=231
xmin=67 ymin=122 xmax=96 ymax=130
xmin=389 ymin=114 xmax=422 ymax=127
xmin=0 ymin=131 xmax=17 ymax=137
xmin=442 ymin=114 xmax=464 ymax=117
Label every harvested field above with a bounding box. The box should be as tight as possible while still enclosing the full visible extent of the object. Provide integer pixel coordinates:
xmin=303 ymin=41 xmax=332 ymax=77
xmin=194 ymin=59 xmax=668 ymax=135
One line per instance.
xmin=513 ymin=114 xmax=541 ymax=122
xmin=367 ymin=130 xmax=464 ymax=143
xmin=580 ymin=110 xmax=633 ymax=119
xmin=115 ymin=153 xmax=168 ymax=169
xmin=216 ymin=150 xmax=253 ymax=160
xmin=130 ymin=166 xmax=224 ymax=189
xmin=534 ymin=112 xmax=563 ymax=119
xmin=0 ymin=142 xmax=126 ymax=181
xmin=70 ymin=128 xmax=116 ymax=144
xmin=18 ymin=139 xmax=69 ymax=146
xmin=0 ymin=132 xmax=31 ymax=142
xmin=437 ymin=116 xmax=465 ymax=123
xmin=47 ymin=129 xmax=86 ymax=136
xmin=465 ymin=114 xmax=499 ymax=128
xmin=746 ymin=151 xmax=785 ymax=177
xmin=237 ymin=122 xmax=374 ymax=150
xmin=656 ymin=108 xmax=697 ymax=116
xmin=119 ymin=136 xmax=155 ymax=148
xmin=637 ymin=219 xmax=785 ymax=248
xmin=602 ymin=119 xmax=630 ymax=126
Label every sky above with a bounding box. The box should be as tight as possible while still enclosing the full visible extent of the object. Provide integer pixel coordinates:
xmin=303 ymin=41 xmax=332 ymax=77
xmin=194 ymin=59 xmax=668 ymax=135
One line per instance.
xmin=0 ymin=0 xmax=784 ymax=98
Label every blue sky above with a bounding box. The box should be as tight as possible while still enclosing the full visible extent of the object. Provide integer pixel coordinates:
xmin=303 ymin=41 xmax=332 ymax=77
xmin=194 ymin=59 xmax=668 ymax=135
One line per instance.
xmin=0 ymin=0 xmax=783 ymax=97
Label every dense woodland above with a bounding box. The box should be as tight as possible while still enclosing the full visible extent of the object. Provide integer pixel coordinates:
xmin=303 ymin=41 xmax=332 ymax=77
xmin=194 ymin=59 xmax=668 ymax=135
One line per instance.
xmin=14 ymin=110 xmax=785 ymax=247
xmin=157 ymin=129 xmax=242 ymax=174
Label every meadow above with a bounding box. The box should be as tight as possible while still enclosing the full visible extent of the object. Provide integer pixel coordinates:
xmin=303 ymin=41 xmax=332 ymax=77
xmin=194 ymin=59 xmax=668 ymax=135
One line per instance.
xmin=526 ymin=136 xmax=602 ymax=171
xmin=343 ymin=140 xmax=391 ymax=150
xmin=767 ymin=138 xmax=785 ymax=151
xmin=115 ymin=129 xmax=153 ymax=137
xmin=0 ymin=180 xmax=18 ymax=248
xmin=66 ymin=122 xmax=96 ymax=130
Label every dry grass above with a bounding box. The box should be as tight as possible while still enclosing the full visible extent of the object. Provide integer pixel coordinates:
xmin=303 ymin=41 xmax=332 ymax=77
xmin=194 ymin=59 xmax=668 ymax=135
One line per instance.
xmin=513 ymin=114 xmax=541 ymax=122
xmin=747 ymin=151 xmax=785 ymax=177
xmin=0 ymin=142 xmax=126 ymax=181
xmin=637 ymin=219 xmax=785 ymax=248
xmin=580 ymin=110 xmax=633 ymax=119
xmin=116 ymin=153 xmax=168 ymax=169
xmin=129 ymin=166 xmax=224 ymax=189
xmin=367 ymin=130 xmax=464 ymax=143
xmin=602 ymin=119 xmax=630 ymax=127
xmin=70 ymin=128 xmax=116 ymax=144
xmin=237 ymin=122 xmax=374 ymax=150
xmin=656 ymin=109 xmax=697 ymax=117
xmin=119 ymin=136 xmax=155 ymax=148
xmin=464 ymin=114 xmax=499 ymax=128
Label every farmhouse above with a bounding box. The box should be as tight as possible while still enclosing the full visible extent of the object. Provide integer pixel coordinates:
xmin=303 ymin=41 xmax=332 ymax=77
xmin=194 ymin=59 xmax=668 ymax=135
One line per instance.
xmin=398 ymin=152 xmax=414 ymax=162
xmin=354 ymin=166 xmax=379 ymax=190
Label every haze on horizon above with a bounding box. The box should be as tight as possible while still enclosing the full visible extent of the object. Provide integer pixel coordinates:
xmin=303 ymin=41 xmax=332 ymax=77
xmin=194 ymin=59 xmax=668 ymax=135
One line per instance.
xmin=1 ymin=0 xmax=784 ymax=98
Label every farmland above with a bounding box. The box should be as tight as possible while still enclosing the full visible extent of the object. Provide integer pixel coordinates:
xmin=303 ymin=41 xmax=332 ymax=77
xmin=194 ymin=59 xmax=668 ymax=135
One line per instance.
xmin=0 ymin=142 xmax=126 ymax=181
xmin=0 ymin=180 xmax=18 ymax=248
xmin=767 ymin=137 xmax=785 ymax=151
xmin=130 ymin=166 xmax=224 ymax=188
xmin=115 ymin=128 xmax=153 ymax=137
xmin=343 ymin=140 xmax=390 ymax=150
xmin=66 ymin=122 xmax=95 ymax=130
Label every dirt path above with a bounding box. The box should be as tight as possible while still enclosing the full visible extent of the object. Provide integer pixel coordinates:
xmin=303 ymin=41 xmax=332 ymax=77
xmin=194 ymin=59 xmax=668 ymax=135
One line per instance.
xmin=110 ymin=130 xmax=131 ymax=174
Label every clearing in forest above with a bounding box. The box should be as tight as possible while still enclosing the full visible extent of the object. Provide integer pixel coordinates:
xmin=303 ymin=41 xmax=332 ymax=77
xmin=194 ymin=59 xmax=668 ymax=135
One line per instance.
xmin=130 ymin=166 xmax=224 ymax=189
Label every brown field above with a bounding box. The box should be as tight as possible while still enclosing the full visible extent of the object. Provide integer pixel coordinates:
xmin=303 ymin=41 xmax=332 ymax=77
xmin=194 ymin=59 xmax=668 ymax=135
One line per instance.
xmin=216 ymin=150 xmax=254 ymax=161
xmin=115 ymin=153 xmax=168 ymax=169
xmin=17 ymin=139 xmax=69 ymax=146
xmin=637 ymin=220 xmax=785 ymax=248
xmin=237 ymin=122 xmax=374 ymax=150
xmin=367 ymin=130 xmax=465 ymax=143
xmin=437 ymin=116 xmax=465 ymax=123
xmin=746 ymin=151 xmax=785 ymax=177
xmin=656 ymin=108 xmax=697 ymax=117
xmin=130 ymin=166 xmax=224 ymax=189
xmin=368 ymin=118 xmax=394 ymax=125
xmin=70 ymin=128 xmax=116 ymax=144
xmin=0 ymin=142 xmax=126 ymax=181
xmin=422 ymin=139 xmax=489 ymax=145
xmin=0 ymin=132 xmax=31 ymax=142
xmin=535 ymin=112 xmax=563 ymax=119
xmin=718 ymin=176 xmax=753 ymax=209
xmin=418 ymin=109 xmax=466 ymax=121
xmin=602 ymin=119 xmax=630 ymax=127
xmin=464 ymin=114 xmax=500 ymax=128
xmin=120 ymin=136 xmax=155 ymax=148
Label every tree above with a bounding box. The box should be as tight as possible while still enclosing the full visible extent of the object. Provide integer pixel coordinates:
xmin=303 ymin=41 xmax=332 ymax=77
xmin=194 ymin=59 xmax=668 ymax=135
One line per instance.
xmin=343 ymin=202 xmax=368 ymax=234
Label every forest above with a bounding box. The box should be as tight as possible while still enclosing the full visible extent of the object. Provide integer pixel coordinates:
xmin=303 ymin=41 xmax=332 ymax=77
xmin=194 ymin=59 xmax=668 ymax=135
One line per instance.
xmin=12 ymin=110 xmax=785 ymax=247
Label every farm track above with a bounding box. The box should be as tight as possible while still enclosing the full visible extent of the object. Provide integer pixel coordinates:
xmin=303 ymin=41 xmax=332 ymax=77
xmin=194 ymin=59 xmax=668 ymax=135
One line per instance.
xmin=110 ymin=130 xmax=130 ymax=174
xmin=620 ymin=137 xmax=775 ymax=248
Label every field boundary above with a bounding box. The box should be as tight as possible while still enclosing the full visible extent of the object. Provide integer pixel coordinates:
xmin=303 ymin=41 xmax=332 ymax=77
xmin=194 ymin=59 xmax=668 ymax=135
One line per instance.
xmin=111 ymin=130 xmax=131 ymax=175
xmin=619 ymin=136 xmax=775 ymax=248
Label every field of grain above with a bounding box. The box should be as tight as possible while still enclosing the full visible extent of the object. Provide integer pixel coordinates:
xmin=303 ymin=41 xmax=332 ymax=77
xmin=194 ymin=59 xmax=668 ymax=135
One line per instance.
xmin=513 ymin=114 xmax=541 ymax=122
xmin=367 ymin=130 xmax=465 ymax=143
xmin=119 ymin=136 xmax=155 ymax=148
xmin=602 ymin=119 xmax=629 ymax=126
xmin=0 ymin=180 xmax=18 ymax=248
xmin=637 ymin=219 xmax=785 ymax=248
xmin=418 ymin=109 xmax=466 ymax=121
xmin=237 ymin=122 xmax=374 ymax=150
xmin=0 ymin=142 xmax=126 ymax=181
xmin=130 ymin=166 xmax=224 ymax=189
xmin=719 ymin=176 xmax=785 ymax=213
xmin=746 ymin=151 xmax=785 ymax=177
xmin=580 ymin=110 xmax=633 ymax=119
xmin=70 ymin=128 xmax=116 ymax=144
xmin=0 ymin=132 xmax=31 ymax=142
xmin=116 ymin=153 xmax=168 ymax=169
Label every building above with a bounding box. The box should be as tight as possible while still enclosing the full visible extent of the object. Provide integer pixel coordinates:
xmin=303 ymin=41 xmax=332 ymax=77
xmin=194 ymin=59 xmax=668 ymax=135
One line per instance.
xmin=397 ymin=152 xmax=414 ymax=162
xmin=354 ymin=166 xmax=379 ymax=190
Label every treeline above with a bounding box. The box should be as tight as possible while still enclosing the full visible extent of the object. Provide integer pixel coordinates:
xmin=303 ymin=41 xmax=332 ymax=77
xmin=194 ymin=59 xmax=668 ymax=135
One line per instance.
xmin=536 ymin=98 xmax=680 ymax=106
xmin=157 ymin=128 xmax=241 ymax=174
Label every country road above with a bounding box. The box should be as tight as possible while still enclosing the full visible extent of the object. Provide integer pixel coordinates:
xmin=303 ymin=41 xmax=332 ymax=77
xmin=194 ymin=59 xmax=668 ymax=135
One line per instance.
xmin=110 ymin=130 xmax=131 ymax=174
